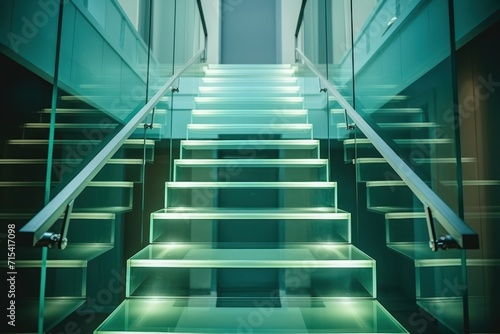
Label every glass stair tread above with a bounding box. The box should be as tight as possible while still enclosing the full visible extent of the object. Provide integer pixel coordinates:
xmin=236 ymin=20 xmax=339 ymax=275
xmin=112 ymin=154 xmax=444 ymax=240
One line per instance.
xmin=330 ymin=95 xmax=408 ymax=102
xmin=166 ymin=181 xmax=336 ymax=188
xmin=343 ymin=138 xmax=453 ymax=146
xmin=153 ymin=207 xmax=349 ymax=219
xmin=95 ymin=299 xmax=407 ymax=333
xmin=7 ymin=139 xmax=155 ymax=147
xmin=191 ymin=109 xmax=308 ymax=116
xmin=129 ymin=243 xmax=374 ymax=268
xmin=202 ymin=77 xmax=299 ymax=86
xmin=355 ymin=157 xmax=476 ymax=164
xmin=2 ymin=244 xmax=113 ymax=267
xmin=0 ymin=158 xmax=144 ymax=166
xmin=195 ymin=96 xmax=303 ymax=101
xmin=181 ymin=139 xmax=319 ymax=150
xmin=0 ymin=181 xmax=134 ymax=187
xmin=204 ymin=69 xmax=296 ymax=77
xmin=207 ymin=64 xmax=293 ymax=69
xmin=387 ymin=242 xmax=463 ymax=265
xmin=337 ymin=122 xmax=438 ymax=129
xmin=388 ymin=243 xmax=500 ymax=267
xmin=334 ymin=108 xmax=423 ymax=114
xmin=174 ymin=159 xmax=328 ymax=167
xmin=23 ymin=123 xmax=119 ymax=129
xmin=188 ymin=124 xmax=312 ymax=130
xmin=199 ymin=86 xmax=300 ymax=94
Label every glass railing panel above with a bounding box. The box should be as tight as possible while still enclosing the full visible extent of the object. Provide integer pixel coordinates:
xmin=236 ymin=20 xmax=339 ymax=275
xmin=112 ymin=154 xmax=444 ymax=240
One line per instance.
xmin=453 ymin=3 xmax=500 ymax=330
xmin=346 ymin=1 xmax=470 ymax=331
xmin=301 ymin=0 xmax=328 ymax=78
xmin=325 ymin=0 xmax=354 ymax=108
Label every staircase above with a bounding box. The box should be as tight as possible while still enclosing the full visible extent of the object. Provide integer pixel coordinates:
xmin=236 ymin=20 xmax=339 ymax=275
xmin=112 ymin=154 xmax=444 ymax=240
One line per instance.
xmin=0 ymin=92 xmax=157 ymax=333
xmin=334 ymin=85 xmax=499 ymax=332
xmin=94 ymin=64 xmax=407 ymax=333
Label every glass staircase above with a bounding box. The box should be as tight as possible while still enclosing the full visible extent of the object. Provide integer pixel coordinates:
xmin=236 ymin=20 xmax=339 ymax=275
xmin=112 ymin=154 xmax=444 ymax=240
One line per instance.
xmin=94 ymin=64 xmax=407 ymax=333
xmin=0 ymin=90 xmax=156 ymax=333
xmin=335 ymin=86 xmax=495 ymax=331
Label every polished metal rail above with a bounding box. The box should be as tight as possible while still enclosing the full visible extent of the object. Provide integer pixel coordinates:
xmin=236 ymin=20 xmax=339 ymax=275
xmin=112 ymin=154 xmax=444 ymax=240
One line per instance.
xmin=20 ymin=48 xmax=205 ymax=247
xmin=296 ymin=48 xmax=479 ymax=250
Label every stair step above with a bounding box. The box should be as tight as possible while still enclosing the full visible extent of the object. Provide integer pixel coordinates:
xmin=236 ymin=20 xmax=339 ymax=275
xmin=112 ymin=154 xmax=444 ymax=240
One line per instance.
xmin=187 ymin=124 xmax=313 ymax=139
xmin=365 ymin=181 xmax=419 ymax=213
xmin=204 ymin=68 xmax=296 ymax=77
xmin=207 ymin=64 xmax=293 ymax=69
xmin=11 ymin=244 xmax=113 ymax=267
xmin=343 ymin=138 xmax=454 ymax=161
xmin=332 ymin=108 xmax=424 ymax=124
xmin=194 ymin=96 xmax=304 ymax=109
xmin=96 ymin=299 xmax=407 ymax=333
xmin=165 ymin=182 xmax=337 ymax=209
xmin=152 ymin=207 xmax=350 ymax=219
xmin=199 ymin=86 xmax=300 ymax=96
xmin=126 ymin=243 xmax=376 ymax=298
xmin=6 ymin=138 xmax=155 ymax=160
xmin=354 ymin=157 xmax=477 ymax=182
xmin=0 ymin=158 xmax=144 ymax=182
xmin=174 ymin=159 xmax=328 ymax=182
xmin=202 ymin=77 xmax=299 ymax=87
xmin=151 ymin=208 xmax=351 ymax=244
xmin=0 ymin=181 xmax=134 ymax=213
xmin=180 ymin=139 xmax=319 ymax=159
xmin=191 ymin=109 xmax=308 ymax=124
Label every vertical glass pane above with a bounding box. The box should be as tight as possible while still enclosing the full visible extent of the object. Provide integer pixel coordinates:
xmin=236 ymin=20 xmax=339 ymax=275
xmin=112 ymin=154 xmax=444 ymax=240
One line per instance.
xmin=454 ymin=1 xmax=500 ymax=331
xmin=349 ymin=0 xmax=468 ymax=332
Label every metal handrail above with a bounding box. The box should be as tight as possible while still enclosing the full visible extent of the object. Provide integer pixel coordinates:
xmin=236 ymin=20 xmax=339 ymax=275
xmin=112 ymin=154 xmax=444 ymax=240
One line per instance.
xmin=20 ymin=48 xmax=205 ymax=247
xmin=295 ymin=48 xmax=478 ymax=249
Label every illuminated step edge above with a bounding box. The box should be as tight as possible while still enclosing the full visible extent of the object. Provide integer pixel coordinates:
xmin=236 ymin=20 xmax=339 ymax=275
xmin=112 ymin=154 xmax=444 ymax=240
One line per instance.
xmin=40 ymin=107 xmax=168 ymax=116
xmin=202 ymin=77 xmax=298 ymax=86
xmin=0 ymin=158 xmax=143 ymax=165
xmin=343 ymin=138 xmax=454 ymax=147
xmin=191 ymin=109 xmax=308 ymax=116
xmin=166 ymin=181 xmax=337 ymax=189
xmin=207 ymin=64 xmax=293 ymax=69
xmin=337 ymin=122 xmax=439 ymax=129
xmin=152 ymin=207 xmax=350 ymax=220
xmin=95 ymin=299 xmax=407 ymax=333
xmin=8 ymin=138 xmax=155 ymax=147
xmin=329 ymin=95 xmax=408 ymax=102
xmin=60 ymin=95 xmax=169 ymax=102
xmin=128 ymin=243 xmax=374 ymax=268
xmin=195 ymin=96 xmax=304 ymax=102
xmin=204 ymin=68 xmax=296 ymax=76
xmin=0 ymin=245 xmax=113 ymax=268
xmin=174 ymin=158 xmax=328 ymax=167
xmin=199 ymin=86 xmax=300 ymax=94
xmin=0 ymin=181 xmax=134 ymax=188
xmin=0 ymin=212 xmax=115 ymax=220
xmin=332 ymin=108 xmax=423 ymax=115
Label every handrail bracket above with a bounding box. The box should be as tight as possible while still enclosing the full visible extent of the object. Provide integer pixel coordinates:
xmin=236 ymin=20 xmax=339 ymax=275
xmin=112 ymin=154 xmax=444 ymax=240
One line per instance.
xmin=426 ymin=205 xmax=460 ymax=251
xmin=35 ymin=199 xmax=74 ymax=250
